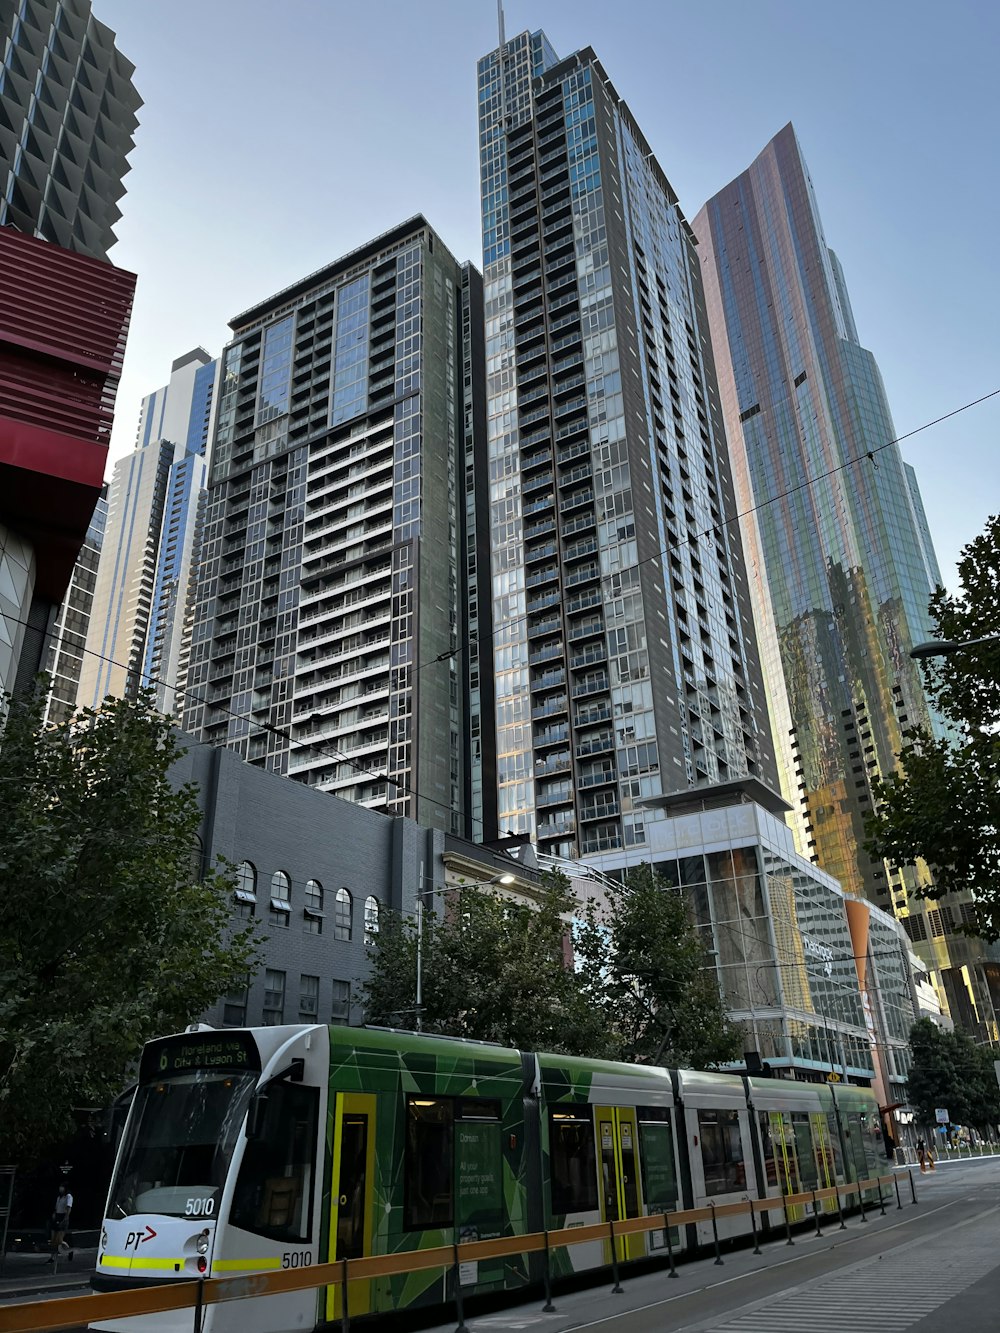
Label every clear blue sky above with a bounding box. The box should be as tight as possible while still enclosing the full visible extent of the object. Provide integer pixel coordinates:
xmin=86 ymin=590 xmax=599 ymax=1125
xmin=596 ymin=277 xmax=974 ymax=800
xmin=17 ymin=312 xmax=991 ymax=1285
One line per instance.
xmin=96 ymin=0 xmax=998 ymax=592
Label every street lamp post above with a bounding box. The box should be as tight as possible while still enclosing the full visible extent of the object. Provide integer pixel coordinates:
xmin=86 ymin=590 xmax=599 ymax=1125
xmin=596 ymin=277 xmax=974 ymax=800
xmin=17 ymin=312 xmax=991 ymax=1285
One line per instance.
xmin=910 ymin=632 xmax=1000 ymax=660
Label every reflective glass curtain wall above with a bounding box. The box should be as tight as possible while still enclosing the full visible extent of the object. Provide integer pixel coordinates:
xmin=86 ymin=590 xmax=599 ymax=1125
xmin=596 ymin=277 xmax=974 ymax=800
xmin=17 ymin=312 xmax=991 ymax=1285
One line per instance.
xmin=693 ymin=125 xmax=992 ymax=1035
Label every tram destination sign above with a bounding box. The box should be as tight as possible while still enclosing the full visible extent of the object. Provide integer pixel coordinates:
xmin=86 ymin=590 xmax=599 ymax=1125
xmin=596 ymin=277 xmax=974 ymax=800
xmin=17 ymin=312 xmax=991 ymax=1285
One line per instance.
xmin=140 ymin=1032 xmax=260 ymax=1081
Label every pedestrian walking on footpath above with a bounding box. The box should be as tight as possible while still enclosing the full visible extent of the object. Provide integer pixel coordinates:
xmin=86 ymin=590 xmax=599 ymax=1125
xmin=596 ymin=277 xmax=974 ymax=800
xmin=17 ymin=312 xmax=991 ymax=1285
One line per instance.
xmin=46 ymin=1182 xmax=73 ymax=1262
xmin=917 ymin=1137 xmax=927 ymax=1172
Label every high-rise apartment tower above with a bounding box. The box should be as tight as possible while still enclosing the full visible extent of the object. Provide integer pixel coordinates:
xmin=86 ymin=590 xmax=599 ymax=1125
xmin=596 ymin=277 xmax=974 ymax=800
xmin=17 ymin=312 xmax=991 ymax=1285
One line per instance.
xmin=183 ymin=218 xmax=494 ymax=840
xmin=80 ymin=349 xmax=215 ymax=713
xmin=694 ymin=124 xmax=993 ymax=1036
xmin=477 ymin=32 xmax=777 ymax=859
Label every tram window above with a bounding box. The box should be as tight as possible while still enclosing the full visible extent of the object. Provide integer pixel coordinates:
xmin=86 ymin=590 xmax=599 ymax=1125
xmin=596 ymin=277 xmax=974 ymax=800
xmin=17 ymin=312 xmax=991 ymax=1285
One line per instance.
xmin=791 ymin=1113 xmax=818 ymax=1189
xmin=230 ymin=1081 xmax=318 ymax=1242
xmin=108 ymin=1071 xmax=256 ymax=1219
xmin=549 ymin=1107 xmax=599 ymax=1215
xmin=404 ymin=1098 xmax=454 ymax=1230
xmin=698 ymin=1110 xmax=745 ymax=1196
xmin=638 ymin=1108 xmax=677 ymax=1212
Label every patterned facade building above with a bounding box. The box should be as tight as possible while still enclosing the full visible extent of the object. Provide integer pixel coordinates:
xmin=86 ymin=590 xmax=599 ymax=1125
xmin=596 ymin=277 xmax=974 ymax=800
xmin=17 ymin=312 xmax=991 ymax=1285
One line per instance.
xmin=0 ymin=0 xmax=140 ymax=261
xmin=182 ymin=218 xmax=494 ymax=840
xmin=693 ymin=124 xmax=995 ymax=1038
xmin=476 ymin=32 xmax=777 ymax=860
xmin=0 ymin=228 xmax=134 ymax=697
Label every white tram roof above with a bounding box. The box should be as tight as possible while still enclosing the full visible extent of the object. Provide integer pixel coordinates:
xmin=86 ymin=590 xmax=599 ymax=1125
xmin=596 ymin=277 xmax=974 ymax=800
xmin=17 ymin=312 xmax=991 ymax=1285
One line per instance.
xmin=745 ymin=1076 xmax=834 ymax=1113
xmin=674 ymin=1068 xmax=747 ymax=1109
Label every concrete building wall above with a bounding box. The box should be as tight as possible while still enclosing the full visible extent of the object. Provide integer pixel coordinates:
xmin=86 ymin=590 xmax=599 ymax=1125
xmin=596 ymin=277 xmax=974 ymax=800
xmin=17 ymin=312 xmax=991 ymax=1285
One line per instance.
xmin=172 ymin=737 xmax=441 ymax=1029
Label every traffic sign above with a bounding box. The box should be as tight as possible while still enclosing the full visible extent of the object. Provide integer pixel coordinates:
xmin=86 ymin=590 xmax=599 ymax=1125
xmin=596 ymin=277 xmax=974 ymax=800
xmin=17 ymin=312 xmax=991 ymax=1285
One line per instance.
xmin=935 ymin=1107 xmax=949 ymax=1124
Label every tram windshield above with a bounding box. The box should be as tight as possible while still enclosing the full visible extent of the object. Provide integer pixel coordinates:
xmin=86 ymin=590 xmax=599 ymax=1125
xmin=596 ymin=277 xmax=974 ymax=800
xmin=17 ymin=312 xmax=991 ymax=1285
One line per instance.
xmin=108 ymin=1070 xmax=257 ymax=1219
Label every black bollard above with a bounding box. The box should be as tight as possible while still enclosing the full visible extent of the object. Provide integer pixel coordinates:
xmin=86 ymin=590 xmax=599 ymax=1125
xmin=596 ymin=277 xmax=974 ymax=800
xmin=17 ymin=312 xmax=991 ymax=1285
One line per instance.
xmin=877 ymin=1178 xmax=887 ymax=1216
xmin=894 ymin=1174 xmax=903 ymax=1210
xmin=664 ymin=1216 xmax=679 ymax=1279
xmin=193 ymin=1277 xmax=205 ymax=1333
xmin=749 ymin=1199 xmax=762 ymax=1256
xmin=857 ymin=1182 xmax=868 ymax=1224
xmin=710 ymin=1203 xmax=723 ymax=1265
xmin=908 ymin=1167 xmax=918 ymax=1205
xmin=609 ymin=1219 xmax=624 ymax=1294
xmin=453 ymin=1243 xmax=469 ymax=1333
xmin=542 ymin=1230 xmax=556 ymax=1313
xmin=341 ymin=1257 xmax=351 ymax=1333
xmin=782 ymin=1195 xmax=795 ymax=1246
xmin=811 ymin=1190 xmax=822 ymax=1237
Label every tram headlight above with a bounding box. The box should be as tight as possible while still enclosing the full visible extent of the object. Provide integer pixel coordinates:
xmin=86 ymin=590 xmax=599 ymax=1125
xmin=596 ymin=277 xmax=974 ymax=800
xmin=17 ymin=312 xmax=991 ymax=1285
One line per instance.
xmin=196 ymin=1230 xmax=210 ymax=1256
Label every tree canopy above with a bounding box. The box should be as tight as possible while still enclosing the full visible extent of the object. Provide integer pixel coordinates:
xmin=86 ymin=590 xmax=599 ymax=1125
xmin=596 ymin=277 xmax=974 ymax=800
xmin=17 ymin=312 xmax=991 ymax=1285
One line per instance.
xmin=865 ymin=513 xmax=1000 ymax=937
xmin=574 ymin=864 xmax=742 ymax=1069
xmin=361 ymin=864 xmax=739 ymax=1070
xmin=361 ymin=872 xmax=607 ymax=1055
xmin=0 ymin=689 xmax=260 ymax=1161
xmin=906 ymin=1017 xmax=1000 ymax=1128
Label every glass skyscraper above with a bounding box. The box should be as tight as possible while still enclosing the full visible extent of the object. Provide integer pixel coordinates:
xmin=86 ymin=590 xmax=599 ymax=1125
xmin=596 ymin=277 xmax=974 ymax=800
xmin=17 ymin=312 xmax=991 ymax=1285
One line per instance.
xmin=182 ymin=218 xmax=493 ymax=839
xmin=477 ymin=32 xmax=777 ymax=860
xmin=694 ymin=124 xmax=995 ymax=1038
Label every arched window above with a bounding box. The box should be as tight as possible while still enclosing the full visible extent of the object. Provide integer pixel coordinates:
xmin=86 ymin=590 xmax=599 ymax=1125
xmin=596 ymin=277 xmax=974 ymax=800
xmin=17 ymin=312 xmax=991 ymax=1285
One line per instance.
xmin=234 ymin=861 xmax=257 ymax=919
xmin=364 ymin=895 xmax=380 ymax=943
xmin=334 ymin=887 xmax=353 ymax=941
xmin=269 ymin=870 xmax=291 ymax=928
xmin=304 ymin=879 xmax=323 ymax=934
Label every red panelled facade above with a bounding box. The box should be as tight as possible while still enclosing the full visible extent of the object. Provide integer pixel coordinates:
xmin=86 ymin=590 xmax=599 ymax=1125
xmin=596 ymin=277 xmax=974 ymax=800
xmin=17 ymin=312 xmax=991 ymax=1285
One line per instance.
xmin=0 ymin=227 xmax=135 ymax=599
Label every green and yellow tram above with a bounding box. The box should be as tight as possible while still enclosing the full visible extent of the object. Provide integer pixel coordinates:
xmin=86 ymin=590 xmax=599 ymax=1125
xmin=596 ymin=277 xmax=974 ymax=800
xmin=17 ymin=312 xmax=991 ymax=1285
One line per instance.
xmin=92 ymin=1023 xmax=883 ymax=1331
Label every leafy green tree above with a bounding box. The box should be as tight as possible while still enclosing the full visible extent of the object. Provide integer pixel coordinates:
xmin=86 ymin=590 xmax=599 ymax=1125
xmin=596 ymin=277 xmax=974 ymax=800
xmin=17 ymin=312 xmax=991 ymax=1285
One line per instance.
xmin=574 ymin=864 xmax=742 ymax=1069
xmin=906 ymin=1018 xmax=962 ymax=1124
xmin=865 ymin=514 xmax=1000 ymax=937
xmin=906 ymin=1017 xmax=1000 ymax=1129
xmin=362 ymin=872 xmax=609 ymax=1056
xmin=0 ymin=689 xmax=260 ymax=1161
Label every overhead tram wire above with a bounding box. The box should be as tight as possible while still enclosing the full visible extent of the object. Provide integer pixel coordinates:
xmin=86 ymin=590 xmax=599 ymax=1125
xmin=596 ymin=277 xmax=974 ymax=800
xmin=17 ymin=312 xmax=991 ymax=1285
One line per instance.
xmin=8 ymin=385 xmax=996 ymax=841
xmin=410 ymin=386 xmax=1000 ymax=678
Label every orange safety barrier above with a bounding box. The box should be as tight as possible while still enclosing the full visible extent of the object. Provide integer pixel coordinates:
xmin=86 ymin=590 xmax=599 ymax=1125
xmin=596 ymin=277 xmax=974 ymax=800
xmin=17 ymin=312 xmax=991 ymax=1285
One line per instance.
xmin=0 ymin=1173 xmax=904 ymax=1333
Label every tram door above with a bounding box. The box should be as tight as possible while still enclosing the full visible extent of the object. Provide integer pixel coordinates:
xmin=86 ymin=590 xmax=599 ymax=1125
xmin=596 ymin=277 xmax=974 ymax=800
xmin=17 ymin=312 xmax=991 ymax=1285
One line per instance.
xmin=595 ymin=1106 xmax=645 ymax=1261
xmin=326 ymin=1093 xmax=376 ymax=1322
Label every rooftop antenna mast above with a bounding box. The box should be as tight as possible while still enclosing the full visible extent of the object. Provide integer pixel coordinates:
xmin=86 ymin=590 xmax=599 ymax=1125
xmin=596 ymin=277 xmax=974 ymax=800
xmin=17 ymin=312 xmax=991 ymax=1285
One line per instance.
xmin=497 ymin=0 xmax=506 ymax=50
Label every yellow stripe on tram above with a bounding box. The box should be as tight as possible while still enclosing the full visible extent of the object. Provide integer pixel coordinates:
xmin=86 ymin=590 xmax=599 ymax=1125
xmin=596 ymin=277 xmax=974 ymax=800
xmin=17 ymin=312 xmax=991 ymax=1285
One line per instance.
xmin=101 ymin=1256 xmax=187 ymax=1269
xmin=213 ymin=1258 xmax=283 ymax=1271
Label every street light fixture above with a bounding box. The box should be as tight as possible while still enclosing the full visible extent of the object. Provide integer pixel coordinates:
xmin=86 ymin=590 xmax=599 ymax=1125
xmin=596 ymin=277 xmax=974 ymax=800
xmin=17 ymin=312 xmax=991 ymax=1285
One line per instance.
xmin=910 ymin=633 xmax=1000 ymax=660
